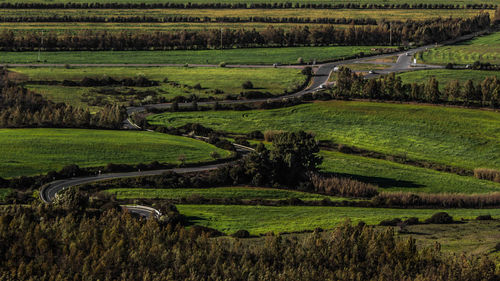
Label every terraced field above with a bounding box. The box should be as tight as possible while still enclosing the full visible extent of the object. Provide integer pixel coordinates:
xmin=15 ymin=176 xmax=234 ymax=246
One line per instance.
xmin=149 ymin=100 xmax=500 ymax=170
xmin=420 ymin=31 xmax=500 ymax=65
xmin=178 ymin=204 xmax=500 ymax=234
xmin=0 ymin=128 xmax=231 ymax=178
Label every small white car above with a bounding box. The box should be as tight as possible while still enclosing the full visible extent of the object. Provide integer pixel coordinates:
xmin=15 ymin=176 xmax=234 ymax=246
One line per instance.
xmin=368 ymin=70 xmax=375 ymax=74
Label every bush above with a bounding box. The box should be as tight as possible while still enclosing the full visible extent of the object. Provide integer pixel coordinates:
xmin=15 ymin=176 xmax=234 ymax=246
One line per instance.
xmin=219 ymin=62 xmax=226 ymax=67
xmin=210 ymin=151 xmax=221 ymax=159
xmin=301 ymin=66 xmax=313 ymax=76
xmin=379 ymin=218 xmax=402 ymax=226
xmin=297 ymin=57 xmax=304 ymax=64
xmin=242 ymin=80 xmax=254 ymax=89
xmin=231 ymin=229 xmax=250 ymax=238
xmin=476 ymin=214 xmax=493 ymax=220
xmin=248 ymin=130 xmax=264 ymax=140
xmin=263 ymin=130 xmax=285 ymax=142
xmin=404 ymin=217 xmax=420 ymax=225
xmin=425 ymin=212 xmax=453 ymax=224
xmin=193 ymin=83 xmax=202 ymax=90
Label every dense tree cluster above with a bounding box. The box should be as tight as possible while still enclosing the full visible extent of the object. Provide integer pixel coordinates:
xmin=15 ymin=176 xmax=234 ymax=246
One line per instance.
xmin=0 ymin=205 xmax=498 ymax=280
xmin=0 ymin=81 xmax=127 ymax=128
xmin=329 ymin=67 xmax=500 ymax=107
xmin=0 ymin=2 xmax=495 ymax=9
xmin=0 ymin=15 xmax=489 ymax=51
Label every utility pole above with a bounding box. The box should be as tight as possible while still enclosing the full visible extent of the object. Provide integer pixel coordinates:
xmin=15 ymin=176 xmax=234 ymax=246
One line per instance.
xmin=38 ymin=30 xmax=44 ymax=62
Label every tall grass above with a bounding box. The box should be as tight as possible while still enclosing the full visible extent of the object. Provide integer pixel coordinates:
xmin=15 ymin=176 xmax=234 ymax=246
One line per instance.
xmin=374 ymin=192 xmax=500 ymax=208
xmin=311 ymin=174 xmax=378 ymax=198
xmin=474 ymin=168 xmax=500 ymax=183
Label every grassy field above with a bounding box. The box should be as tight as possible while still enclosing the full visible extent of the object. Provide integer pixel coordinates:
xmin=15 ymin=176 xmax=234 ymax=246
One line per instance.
xmin=0 ymin=9 xmax=489 ymax=22
xmin=11 ymin=66 xmax=306 ymax=107
xmin=106 ymin=186 xmax=348 ymax=201
xmin=320 ymin=151 xmax=500 ymax=194
xmin=398 ymin=69 xmax=500 ymax=86
xmin=0 ymin=128 xmax=231 ymax=178
xmin=149 ymin=100 xmax=500 ymax=170
xmin=0 ymin=46 xmax=392 ymax=65
xmin=178 ymin=204 xmax=500 ymax=234
xmin=420 ymin=31 xmax=500 ymax=65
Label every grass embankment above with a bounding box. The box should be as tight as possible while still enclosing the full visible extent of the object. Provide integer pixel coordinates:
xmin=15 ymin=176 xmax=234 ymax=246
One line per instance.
xmin=420 ymin=31 xmax=500 ymax=65
xmin=149 ymin=100 xmax=500 ymax=170
xmin=1 ymin=46 xmax=392 ymax=65
xmin=320 ymin=151 xmax=500 ymax=194
xmin=0 ymin=128 xmax=231 ymax=178
xmin=11 ymin=66 xmax=306 ymax=108
xmin=106 ymin=186 xmax=347 ymax=201
xmin=398 ymin=69 xmax=500 ymax=87
xmin=0 ymin=8 xmax=489 ymax=22
xmin=178 ymin=204 xmax=500 ymax=234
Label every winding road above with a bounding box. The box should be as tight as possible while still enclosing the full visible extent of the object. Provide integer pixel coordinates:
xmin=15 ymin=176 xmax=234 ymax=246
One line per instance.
xmin=40 ymin=30 xmax=487 ymax=216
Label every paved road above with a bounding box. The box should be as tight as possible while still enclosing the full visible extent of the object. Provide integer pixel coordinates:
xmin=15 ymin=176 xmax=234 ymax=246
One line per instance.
xmin=43 ymin=30 xmax=489 ymax=214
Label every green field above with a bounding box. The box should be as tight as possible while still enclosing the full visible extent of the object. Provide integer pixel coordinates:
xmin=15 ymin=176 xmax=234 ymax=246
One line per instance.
xmin=420 ymin=31 xmax=500 ymax=65
xmin=11 ymin=66 xmax=306 ymax=107
xmin=178 ymin=204 xmax=500 ymax=234
xmin=320 ymin=151 xmax=500 ymax=194
xmin=0 ymin=128 xmax=231 ymax=178
xmin=398 ymin=69 xmax=500 ymax=86
xmin=1 ymin=46 xmax=392 ymax=65
xmin=107 ymin=186 xmax=347 ymax=201
xmin=2 ymin=0 xmax=499 ymax=4
xmin=149 ymin=100 xmax=500 ymax=170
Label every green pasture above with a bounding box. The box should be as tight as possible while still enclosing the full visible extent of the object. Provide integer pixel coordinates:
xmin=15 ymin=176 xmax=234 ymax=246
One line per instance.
xmin=398 ymin=69 xmax=500 ymax=87
xmin=106 ymin=186 xmax=348 ymax=201
xmin=178 ymin=204 xmax=500 ymax=234
xmin=0 ymin=46 xmax=392 ymax=65
xmin=420 ymin=31 xmax=500 ymax=65
xmin=320 ymin=151 xmax=500 ymax=194
xmin=0 ymin=128 xmax=231 ymax=178
xmin=11 ymin=66 xmax=306 ymax=107
xmin=149 ymin=100 xmax=500 ymax=170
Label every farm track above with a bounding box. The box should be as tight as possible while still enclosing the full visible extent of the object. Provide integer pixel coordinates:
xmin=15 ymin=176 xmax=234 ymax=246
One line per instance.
xmin=40 ymin=30 xmax=487 ymax=216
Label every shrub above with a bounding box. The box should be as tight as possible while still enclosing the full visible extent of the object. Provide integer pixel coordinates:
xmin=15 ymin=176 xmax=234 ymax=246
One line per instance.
xmin=301 ymin=66 xmax=313 ymax=76
xmin=193 ymin=83 xmax=202 ymax=90
xmin=210 ymin=151 xmax=221 ymax=159
xmin=242 ymin=80 xmax=253 ymax=89
xmin=425 ymin=212 xmax=453 ymax=224
xmin=248 ymin=130 xmax=264 ymax=140
xmin=476 ymin=214 xmax=493 ymax=220
xmin=263 ymin=130 xmax=285 ymax=142
xmin=379 ymin=218 xmax=402 ymax=226
xmin=219 ymin=62 xmax=226 ymax=67
xmin=311 ymin=174 xmax=378 ymax=198
xmin=404 ymin=217 xmax=420 ymax=225
xmin=473 ymin=168 xmax=500 ymax=182
xmin=297 ymin=57 xmax=304 ymax=64
xmin=231 ymin=229 xmax=250 ymax=238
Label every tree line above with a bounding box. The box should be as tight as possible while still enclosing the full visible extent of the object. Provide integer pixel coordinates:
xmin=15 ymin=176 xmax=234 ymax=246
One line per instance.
xmin=1 ymin=204 xmax=497 ymax=281
xmin=0 ymin=2 xmax=495 ymax=9
xmin=328 ymin=67 xmax=500 ymax=108
xmin=0 ymin=14 xmax=490 ymax=51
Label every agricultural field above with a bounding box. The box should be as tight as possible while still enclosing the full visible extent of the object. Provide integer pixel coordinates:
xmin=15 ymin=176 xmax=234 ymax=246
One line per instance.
xmin=0 ymin=45 xmax=389 ymax=65
xmin=10 ymin=66 xmax=306 ymax=108
xmin=398 ymin=69 xmax=500 ymax=86
xmin=0 ymin=128 xmax=231 ymax=178
xmin=149 ymin=100 xmax=500 ymax=171
xmin=320 ymin=151 xmax=500 ymax=194
xmin=178 ymin=204 xmax=500 ymax=234
xmin=419 ymin=31 xmax=500 ymax=65
xmin=2 ymin=0 xmax=499 ymax=4
xmin=0 ymin=8 xmax=489 ymax=22
xmin=106 ymin=186 xmax=348 ymax=201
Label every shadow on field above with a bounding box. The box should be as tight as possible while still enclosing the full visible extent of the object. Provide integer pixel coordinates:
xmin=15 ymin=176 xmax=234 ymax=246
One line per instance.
xmin=325 ymin=172 xmax=425 ymax=189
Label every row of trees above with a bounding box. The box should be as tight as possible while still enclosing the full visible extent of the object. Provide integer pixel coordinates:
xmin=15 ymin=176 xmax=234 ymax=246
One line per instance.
xmin=332 ymin=68 xmax=500 ymax=107
xmin=0 ymin=15 xmax=490 ymax=50
xmin=0 ymin=15 xmax=378 ymax=25
xmin=1 ymin=205 xmax=497 ymax=281
xmin=0 ymin=78 xmax=127 ymax=128
xmin=0 ymin=2 xmax=495 ymax=9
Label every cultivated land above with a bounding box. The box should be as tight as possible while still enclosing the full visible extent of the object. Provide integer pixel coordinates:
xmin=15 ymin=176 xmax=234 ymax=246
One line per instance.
xmin=149 ymin=100 xmax=500 ymax=171
xmin=0 ymin=128 xmax=231 ymax=178
xmin=10 ymin=67 xmax=306 ymax=107
xmin=2 ymin=0 xmax=499 ymax=4
xmin=420 ymin=31 xmax=500 ymax=65
xmin=320 ymin=151 xmax=500 ymax=194
xmin=106 ymin=186 xmax=346 ymax=201
xmin=0 ymin=8 xmax=490 ymax=22
xmin=398 ymin=69 xmax=500 ymax=86
xmin=0 ymin=46 xmax=390 ymax=65
xmin=178 ymin=204 xmax=500 ymax=234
